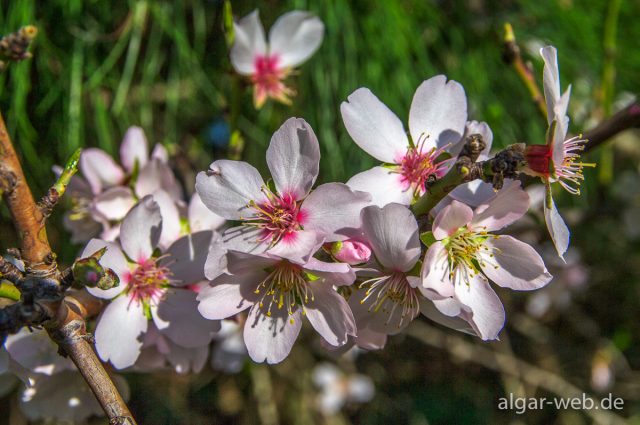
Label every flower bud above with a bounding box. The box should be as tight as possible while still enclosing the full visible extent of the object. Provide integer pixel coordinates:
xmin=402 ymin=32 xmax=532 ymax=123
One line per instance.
xmin=326 ymin=240 xmax=371 ymax=265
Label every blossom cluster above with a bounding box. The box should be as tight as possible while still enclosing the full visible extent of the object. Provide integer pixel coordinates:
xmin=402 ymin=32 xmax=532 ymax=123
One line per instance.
xmin=0 ymin=8 xmax=593 ymax=422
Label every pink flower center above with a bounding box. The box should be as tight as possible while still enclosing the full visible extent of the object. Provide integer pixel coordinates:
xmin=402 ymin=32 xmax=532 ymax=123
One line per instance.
xmin=126 ymin=258 xmax=170 ymax=304
xmin=397 ymin=137 xmax=450 ymax=197
xmin=251 ymin=55 xmax=290 ymax=104
xmin=248 ymin=189 xmax=307 ymax=246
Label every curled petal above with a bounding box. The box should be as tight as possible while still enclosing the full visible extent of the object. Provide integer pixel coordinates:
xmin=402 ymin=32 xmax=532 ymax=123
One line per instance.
xmin=268 ymin=11 xmax=324 ymax=69
xmin=120 ymin=126 xmax=149 ymax=173
xmin=120 ymin=196 xmax=162 ymax=263
xmin=432 ymin=200 xmax=473 ymax=240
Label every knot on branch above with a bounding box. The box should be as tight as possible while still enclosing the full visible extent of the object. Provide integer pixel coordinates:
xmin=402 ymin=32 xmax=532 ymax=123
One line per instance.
xmin=482 ymin=143 xmax=526 ymax=190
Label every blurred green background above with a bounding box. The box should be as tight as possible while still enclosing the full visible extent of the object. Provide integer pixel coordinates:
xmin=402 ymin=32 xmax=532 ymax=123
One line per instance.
xmin=1 ymin=0 xmax=639 ymax=424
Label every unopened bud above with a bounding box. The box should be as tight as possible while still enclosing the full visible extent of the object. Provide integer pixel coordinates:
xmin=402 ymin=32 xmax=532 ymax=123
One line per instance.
xmin=326 ymin=240 xmax=371 ymax=265
xmin=71 ymin=248 xmax=119 ymax=290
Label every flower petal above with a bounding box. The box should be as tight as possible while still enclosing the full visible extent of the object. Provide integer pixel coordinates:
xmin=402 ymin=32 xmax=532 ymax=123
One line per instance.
xmin=154 ymin=289 xmax=220 ymax=348
xmin=301 ymin=183 xmax=371 ymax=241
xmin=305 ymin=284 xmax=356 ymax=346
xmin=197 ymin=271 xmax=265 ymax=320
xmin=453 ymin=272 xmax=505 ymax=341
xmin=243 ymin=304 xmax=302 ymax=364
xmin=188 ymin=193 xmax=226 ymax=232
xmin=479 ymin=236 xmax=553 ymax=290
xmin=420 ymin=241 xmax=454 ymax=298
xmin=470 ymin=180 xmax=529 ymax=232
xmin=544 ymin=189 xmax=570 ymax=260
xmin=361 ymin=204 xmax=421 ymax=272
xmin=79 ymin=148 xmax=125 ymax=194
xmin=419 ymin=298 xmax=476 ymax=336
xmin=268 ymin=11 xmax=324 ymax=68
xmin=432 ymin=200 xmax=473 ymax=240
xmin=266 ymin=118 xmax=320 ymax=199
xmin=119 ymin=126 xmax=149 ymax=173
xmin=120 ymin=196 xmax=162 ymax=263
xmin=94 ymin=295 xmax=148 ymax=369
xmin=152 ymin=190 xmax=181 ymax=250
xmin=195 ymin=160 xmax=266 ymax=220
xmin=266 ymin=229 xmax=324 ymax=264
xmin=222 ymin=225 xmax=270 ymax=255
xmin=135 ymin=159 xmax=182 ymax=201
xmin=347 ymin=166 xmax=413 ymax=207
xmin=304 ymin=257 xmax=355 ymax=287
xmin=540 ymin=46 xmax=561 ymax=124
xmin=408 ymin=75 xmax=467 ymax=151
xmin=162 ymin=231 xmax=214 ymax=285
xmin=230 ymin=10 xmax=267 ymax=75
xmin=341 ymin=88 xmax=409 ymax=163
xmin=92 ymin=186 xmax=136 ymax=221
xmin=447 ymin=180 xmax=496 ymax=208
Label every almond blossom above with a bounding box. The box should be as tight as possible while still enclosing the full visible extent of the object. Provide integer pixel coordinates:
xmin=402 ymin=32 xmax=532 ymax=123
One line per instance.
xmin=62 ymin=126 xmax=181 ymax=243
xmin=197 ymin=243 xmax=357 ymax=364
xmin=523 ymin=46 xmax=593 ymax=260
xmin=421 ymin=185 xmax=552 ymax=340
xmin=81 ymin=195 xmax=220 ymax=369
xmin=195 ymin=118 xmax=370 ymax=264
xmin=230 ymin=10 xmax=324 ymax=108
xmin=341 ymin=76 xmax=467 ymax=207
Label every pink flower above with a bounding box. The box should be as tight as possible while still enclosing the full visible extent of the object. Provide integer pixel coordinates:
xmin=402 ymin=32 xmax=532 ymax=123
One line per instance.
xmin=197 ymin=245 xmax=357 ymax=364
xmin=231 ymin=10 xmax=324 ymax=108
xmin=63 ymin=126 xmax=181 ymax=243
xmin=196 ymin=118 xmax=370 ymax=266
xmin=523 ymin=46 xmax=594 ymax=260
xmin=341 ymin=76 xmax=468 ymax=206
xmin=81 ymin=195 xmax=220 ymax=369
xmin=421 ymin=184 xmax=552 ymax=340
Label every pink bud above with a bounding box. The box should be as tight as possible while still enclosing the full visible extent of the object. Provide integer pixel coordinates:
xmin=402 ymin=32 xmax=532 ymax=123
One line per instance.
xmin=327 ymin=240 xmax=371 ymax=265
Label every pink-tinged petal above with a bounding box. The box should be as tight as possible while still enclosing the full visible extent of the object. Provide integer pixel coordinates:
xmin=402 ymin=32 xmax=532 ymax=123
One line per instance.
xmin=92 ymin=186 xmax=136 ymax=221
xmin=551 ymin=116 xmax=569 ymax=168
xmin=266 ymin=118 xmax=320 ymax=199
xmin=151 ymin=143 xmax=168 ymax=162
xmin=79 ymin=148 xmax=125 ymax=194
xmin=305 ymin=284 xmax=356 ymax=346
xmin=197 ymin=271 xmax=265 ymax=320
xmin=544 ymin=189 xmax=570 ymax=260
xmin=268 ymin=11 xmax=324 ymax=69
xmin=361 ymin=204 xmax=420 ymax=272
xmin=355 ymin=327 xmax=387 ymax=350
xmin=305 ymin=258 xmax=355 ymax=287
xmin=463 ymin=121 xmax=493 ymax=160
xmin=244 ymin=304 xmax=302 ymax=364
xmin=119 ymin=126 xmax=149 ymax=173
xmin=347 ymin=166 xmax=413 ymax=207
xmin=230 ymin=10 xmax=267 ymax=75
xmin=432 ymin=200 xmax=473 ymax=240
xmin=327 ymin=239 xmax=372 ymax=265
xmin=447 ymin=180 xmax=496 ymax=208
xmin=81 ymin=239 xmax=128 ymax=299
xmin=470 ymin=180 xmax=529 ymax=232
xmin=479 ymin=236 xmax=553 ymax=290
xmin=408 ymin=75 xmax=467 ymax=151
xmin=420 ymin=242 xmax=454 ymax=298
xmin=204 ymin=234 xmax=228 ymax=280
xmin=120 ymin=196 xmax=162 ymax=263
xmin=151 ymin=190 xmax=181 ymax=250
xmin=340 ymin=88 xmax=409 ymax=163
xmin=302 ymin=183 xmax=371 ymax=241
xmin=195 ymin=160 xmax=266 ymax=220
xmin=453 ymin=272 xmax=505 ymax=341
xmin=94 ymin=295 xmax=148 ymax=369
xmin=135 ymin=159 xmax=182 ymax=201
xmin=266 ymin=229 xmax=323 ymax=264
xmin=154 ymin=289 xmax=220 ymax=348
xmin=419 ymin=298 xmax=476 ymax=336
xmin=188 ymin=193 xmax=226 ymax=232
xmin=162 ymin=231 xmax=214 ymax=285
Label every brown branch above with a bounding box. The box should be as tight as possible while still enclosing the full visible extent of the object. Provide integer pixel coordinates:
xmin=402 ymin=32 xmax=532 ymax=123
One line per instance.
xmin=0 ymin=111 xmax=136 ymax=423
xmin=583 ymin=101 xmax=640 ymax=153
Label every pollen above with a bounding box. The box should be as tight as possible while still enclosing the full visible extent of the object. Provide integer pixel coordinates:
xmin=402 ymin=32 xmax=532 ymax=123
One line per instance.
xmin=359 ymin=272 xmax=420 ymax=328
xmin=127 ymin=257 xmax=171 ymax=304
xmin=397 ymin=134 xmax=450 ymax=198
xmin=254 ymin=261 xmax=313 ymax=317
xmin=245 ymin=187 xmax=305 ymax=247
